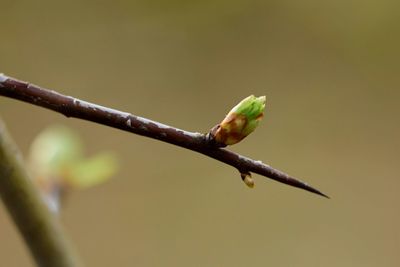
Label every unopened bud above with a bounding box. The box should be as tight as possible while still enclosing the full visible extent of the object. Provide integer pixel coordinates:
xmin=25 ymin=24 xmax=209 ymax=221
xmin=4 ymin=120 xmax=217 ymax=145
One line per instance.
xmin=240 ymin=172 xmax=254 ymax=188
xmin=209 ymin=95 xmax=266 ymax=147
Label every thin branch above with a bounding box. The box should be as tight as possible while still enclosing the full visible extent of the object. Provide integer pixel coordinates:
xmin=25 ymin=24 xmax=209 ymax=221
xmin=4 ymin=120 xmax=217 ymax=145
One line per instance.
xmin=0 ymin=118 xmax=83 ymax=267
xmin=0 ymin=74 xmax=328 ymax=198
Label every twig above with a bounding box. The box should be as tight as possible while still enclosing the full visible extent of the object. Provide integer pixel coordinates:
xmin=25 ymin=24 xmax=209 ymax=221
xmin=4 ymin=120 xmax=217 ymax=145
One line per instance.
xmin=0 ymin=118 xmax=83 ymax=267
xmin=0 ymin=73 xmax=328 ymax=198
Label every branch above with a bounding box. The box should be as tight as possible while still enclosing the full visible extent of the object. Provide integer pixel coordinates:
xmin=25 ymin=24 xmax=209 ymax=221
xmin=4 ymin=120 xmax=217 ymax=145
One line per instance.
xmin=0 ymin=74 xmax=328 ymax=198
xmin=0 ymin=118 xmax=83 ymax=267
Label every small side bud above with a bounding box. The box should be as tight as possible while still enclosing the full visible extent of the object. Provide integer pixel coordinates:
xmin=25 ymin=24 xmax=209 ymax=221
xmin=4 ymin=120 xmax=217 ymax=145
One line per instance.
xmin=240 ymin=172 xmax=254 ymax=188
xmin=208 ymin=95 xmax=266 ymax=147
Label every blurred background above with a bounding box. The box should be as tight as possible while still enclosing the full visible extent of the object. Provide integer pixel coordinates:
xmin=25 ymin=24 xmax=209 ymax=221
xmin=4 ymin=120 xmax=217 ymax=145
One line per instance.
xmin=1 ymin=0 xmax=399 ymax=266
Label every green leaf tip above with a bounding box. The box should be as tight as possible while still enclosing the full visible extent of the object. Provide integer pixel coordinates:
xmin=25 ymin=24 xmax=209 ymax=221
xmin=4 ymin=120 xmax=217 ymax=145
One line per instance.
xmin=209 ymin=95 xmax=266 ymax=146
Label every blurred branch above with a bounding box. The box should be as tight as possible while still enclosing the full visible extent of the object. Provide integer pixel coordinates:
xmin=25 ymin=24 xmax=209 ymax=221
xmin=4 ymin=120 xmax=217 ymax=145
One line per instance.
xmin=0 ymin=73 xmax=328 ymax=198
xmin=0 ymin=119 xmax=83 ymax=267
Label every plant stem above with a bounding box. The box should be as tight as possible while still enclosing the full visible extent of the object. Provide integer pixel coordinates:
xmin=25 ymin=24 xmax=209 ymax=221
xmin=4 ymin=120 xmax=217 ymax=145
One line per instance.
xmin=0 ymin=118 xmax=83 ymax=267
xmin=0 ymin=73 xmax=328 ymax=198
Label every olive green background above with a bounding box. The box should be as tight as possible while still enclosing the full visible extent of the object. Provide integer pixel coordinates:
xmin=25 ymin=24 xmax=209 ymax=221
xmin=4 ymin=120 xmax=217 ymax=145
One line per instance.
xmin=1 ymin=1 xmax=399 ymax=266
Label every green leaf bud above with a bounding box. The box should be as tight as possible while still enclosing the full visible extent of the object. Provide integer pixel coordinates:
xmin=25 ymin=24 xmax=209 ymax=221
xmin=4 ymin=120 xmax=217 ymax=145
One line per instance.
xmin=210 ymin=95 xmax=266 ymax=146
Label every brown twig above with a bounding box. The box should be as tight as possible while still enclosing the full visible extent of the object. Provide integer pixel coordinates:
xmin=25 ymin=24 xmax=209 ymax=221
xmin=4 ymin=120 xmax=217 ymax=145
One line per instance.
xmin=0 ymin=118 xmax=83 ymax=267
xmin=0 ymin=73 xmax=328 ymax=198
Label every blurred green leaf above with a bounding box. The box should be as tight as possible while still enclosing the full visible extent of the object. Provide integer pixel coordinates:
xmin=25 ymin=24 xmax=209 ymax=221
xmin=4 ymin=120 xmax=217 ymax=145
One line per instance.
xmin=27 ymin=125 xmax=119 ymax=213
xmin=67 ymin=152 xmax=118 ymax=189
xmin=28 ymin=125 xmax=83 ymax=184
